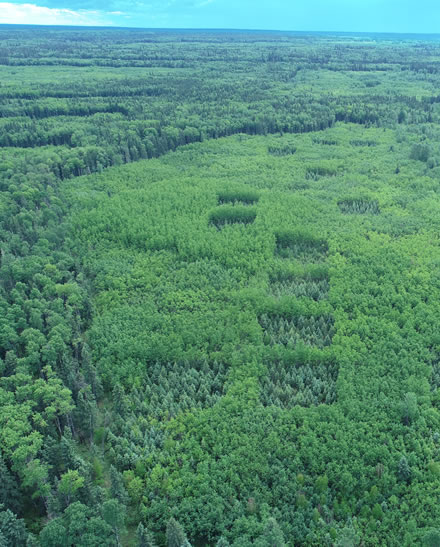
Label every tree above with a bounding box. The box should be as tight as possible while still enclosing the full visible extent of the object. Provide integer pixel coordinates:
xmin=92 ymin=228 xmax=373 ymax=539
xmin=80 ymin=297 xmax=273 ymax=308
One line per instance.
xmin=400 ymin=392 xmax=418 ymax=426
xmin=64 ymin=502 xmax=90 ymax=545
xmin=372 ymin=503 xmax=383 ymax=521
xmin=101 ymin=499 xmax=125 ymax=547
xmin=136 ymin=523 xmax=156 ymax=547
xmin=57 ymin=469 xmax=84 ymax=507
xmin=315 ymin=475 xmax=328 ymax=494
xmin=0 ymin=506 xmax=28 ymax=547
xmin=337 ymin=520 xmax=360 ymax=547
xmin=410 ymin=143 xmax=430 ymax=162
xmin=39 ymin=518 xmax=67 ymax=547
xmin=398 ymin=109 xmax=407 ymax=124
xmin=80 ymin=517 xmax=114 ymax=547
xmin=74 ymin=388 xmax=97 ymax=443
xmin=423 ymin=529 xmax=440 ymax=547
xmin=112 ymin=385 xmax=128 ymax=416
xmin=166 ymin=517 xmax=187 ymax=547
xmin=398 ymin=456 xmax=412 ymax=483
xmin=0 ymin=456 xmax=21 ymax=514
xmin=255 ymin=518 xmax=286 ymax=547
xmin=109 ymin=465 xmax=128 ymax=505
xmin=21 ymin=459 xmax=51 ymax=503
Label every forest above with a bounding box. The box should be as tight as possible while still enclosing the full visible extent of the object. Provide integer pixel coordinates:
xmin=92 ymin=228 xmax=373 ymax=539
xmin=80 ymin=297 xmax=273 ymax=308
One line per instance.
xmin=2 ymin=25 xmax=440 ymax=546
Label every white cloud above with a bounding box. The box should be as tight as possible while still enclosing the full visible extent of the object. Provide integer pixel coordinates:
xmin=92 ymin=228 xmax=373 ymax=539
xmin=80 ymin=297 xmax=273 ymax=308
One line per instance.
xmin=0 ymin=2 xmax=113 ymax=25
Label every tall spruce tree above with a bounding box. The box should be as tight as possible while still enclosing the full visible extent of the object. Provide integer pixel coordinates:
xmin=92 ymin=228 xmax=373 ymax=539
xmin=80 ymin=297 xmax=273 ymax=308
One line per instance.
xmin=166 ymin=517 xmax=188 ymax=547
xmin=136 ymin=523 xmax=156 ymax=547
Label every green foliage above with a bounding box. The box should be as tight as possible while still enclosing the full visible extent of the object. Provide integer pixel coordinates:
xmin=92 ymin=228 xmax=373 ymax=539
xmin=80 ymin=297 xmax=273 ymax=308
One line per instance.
xmin=350 ymin=139 xmax=377 ymax=147
xmin=399 ymin=392 xmax=419 ymax=426
xmin=275 ymin=231 xmax=328 ymax=262
xmin=338 ymin=198 xmax=380 ymax=215
xmin=39 ymin=502 xmax=115 ymax=546
xmin=259 ymin=313 xmax=335 ymax=348
xmin=3 ymin=26 xmax=440 ymax=547
xmin=57 ymin=469 xmax=84 ymax=507
xmin=315 ymin=475 xmax=329 ymax=494
xmin=267 ymin=143 xmax=297 ymax=156
xmin=0 ymin=456 xmax=22 ymax=515
xmin=209 ymin=206 xmax=257 ymax=228
xmin=423 ymin=529 xmax=440 ymax=547
xmin=0 ymin=506 xmax=28 ymax=547
xmin=109 ymin=465 xmax=128 ymax=505
xmin=102 ymin=499 xmax=126 ymax=544
xmin=136 ymin=523 xmax=157 ymax=547
xmin=410 ymin=143 xmax=431 ymax=162
xmin=254 ymin=517 xmax=286 ymax=546
xmin=336 ymin=521 xmax=360 ymax=547
xmin=217 ymin=189 xmax=259 ymax=206
xmin=166 ymin=517 xmax=188 ymax=547
xmin=260 ymin=353 xmax=338 ymax=407
xmin=269 ymin=271 xmax=329 ymax=300
xmin=398 ymin=456 xmax=412 ymax=483
xmin=39 ymin=518 xmax=68 ymax=547
xmin=305 ymin=165 xmax=338 ymax=180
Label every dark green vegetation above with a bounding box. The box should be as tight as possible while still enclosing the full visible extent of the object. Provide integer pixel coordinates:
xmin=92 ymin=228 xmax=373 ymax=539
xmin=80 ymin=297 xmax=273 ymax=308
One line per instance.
xmin=2 ymin=26 xmax=440 ymax=546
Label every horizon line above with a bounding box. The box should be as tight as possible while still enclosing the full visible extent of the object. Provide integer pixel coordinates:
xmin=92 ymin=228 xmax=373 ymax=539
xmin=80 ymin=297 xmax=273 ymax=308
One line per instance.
xmin=1 ymin=23 xmax=440 ymax=37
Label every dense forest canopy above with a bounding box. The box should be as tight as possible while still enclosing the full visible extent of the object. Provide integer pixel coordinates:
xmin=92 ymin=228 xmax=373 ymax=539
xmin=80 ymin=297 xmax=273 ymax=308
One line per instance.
xmin=2 ymin=26 xmax=440 ymax=546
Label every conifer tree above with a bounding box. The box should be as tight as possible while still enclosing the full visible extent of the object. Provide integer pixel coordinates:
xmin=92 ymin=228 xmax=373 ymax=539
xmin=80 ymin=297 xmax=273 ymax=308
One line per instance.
xmin=0 ymin=456 xmax=21 ymax=515
xmin=398 ymin=456 xmax=412 ymax=483
xmin=255 ymin=517 xmax=286 ymax=547
xmin=136 ymin=522 xmax=156 ymax=547
xmin=166 ymin=517 xmax=187 ymax=547
xmin=109 ymin=465 xmax=128 ymax=505
xmin=0 ymin=506 xmax=28 ymax=547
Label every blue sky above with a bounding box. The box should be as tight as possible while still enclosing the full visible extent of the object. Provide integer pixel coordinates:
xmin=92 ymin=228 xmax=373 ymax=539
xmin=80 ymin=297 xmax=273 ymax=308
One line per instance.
xmin=0 ymin=0 xmax=439 ymax=33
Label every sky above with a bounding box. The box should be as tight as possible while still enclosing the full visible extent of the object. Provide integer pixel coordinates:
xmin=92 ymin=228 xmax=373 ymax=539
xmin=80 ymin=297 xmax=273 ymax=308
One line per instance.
xmin=0 ymin=0 xmax=440 ymax=33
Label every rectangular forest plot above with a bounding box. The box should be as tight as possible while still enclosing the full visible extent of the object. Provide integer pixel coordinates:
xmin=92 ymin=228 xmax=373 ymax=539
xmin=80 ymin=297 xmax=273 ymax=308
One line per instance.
xmin=209 ymin=205 xmax=257 ymax=229
xmin=268 ymin=143 xmax=297 ymax=156
xmin=312 ymin=137 xmax=338 ymax=146
xmin=338 ymin=198 xmax=380 ymax=215
xmin=275 ymin=231 xmax=328 ymax=263
xmin=305 ymin=166 xmax=338 ymax=180
xmin=217 ymin=188 xmax=260 ymax=206
xmin=268 ymin=270 xmax=330 ymax=301
xmin=259 ymin=313 xmax=335 ymax=349
xmin=260 ymin=354 xmax=338 ymax=408
xmin=143 ymin=359 xmax=228 ymax=419
xmin=350 ymin=139 xmax=378 ymax=147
